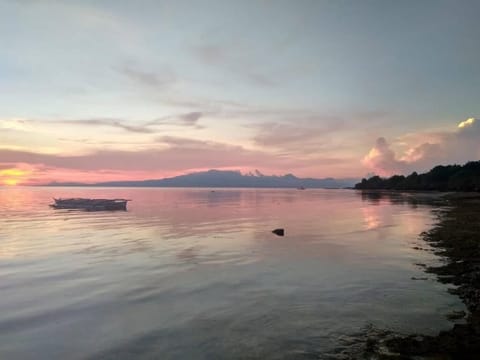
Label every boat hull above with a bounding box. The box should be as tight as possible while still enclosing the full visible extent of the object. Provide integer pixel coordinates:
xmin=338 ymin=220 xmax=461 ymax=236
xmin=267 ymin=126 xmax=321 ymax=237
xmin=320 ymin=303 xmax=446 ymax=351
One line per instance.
xmin=50 ymin=198 xmax=129 ymax=211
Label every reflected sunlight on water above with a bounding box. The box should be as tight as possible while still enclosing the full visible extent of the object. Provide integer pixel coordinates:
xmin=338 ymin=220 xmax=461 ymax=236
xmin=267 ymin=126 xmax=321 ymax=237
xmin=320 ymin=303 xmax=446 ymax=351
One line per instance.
xmin=0 ymin=188 xmax=464 ymax=359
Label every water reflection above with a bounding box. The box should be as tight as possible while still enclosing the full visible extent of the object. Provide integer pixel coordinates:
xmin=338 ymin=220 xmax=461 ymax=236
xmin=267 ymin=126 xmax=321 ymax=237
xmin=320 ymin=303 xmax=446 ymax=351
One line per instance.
xmin=0 ymin=187 xmax=463 ymax=359
xmin=356 ymin=189 xmax=444 ymax=207
xmin=361 ymin=206 xmax=381 ymax=230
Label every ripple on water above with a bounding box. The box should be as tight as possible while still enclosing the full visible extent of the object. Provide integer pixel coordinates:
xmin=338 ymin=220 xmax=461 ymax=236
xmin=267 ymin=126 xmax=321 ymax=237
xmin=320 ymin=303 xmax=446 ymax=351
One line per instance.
xmin=0 ymin=188 xmax=466 ymax=359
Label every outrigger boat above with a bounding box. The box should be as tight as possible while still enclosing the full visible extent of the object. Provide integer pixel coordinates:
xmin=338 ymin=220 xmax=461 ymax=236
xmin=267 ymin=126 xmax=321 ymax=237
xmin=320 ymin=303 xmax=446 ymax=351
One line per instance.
xmin=50 ymin=198 xmax=131 ymax=211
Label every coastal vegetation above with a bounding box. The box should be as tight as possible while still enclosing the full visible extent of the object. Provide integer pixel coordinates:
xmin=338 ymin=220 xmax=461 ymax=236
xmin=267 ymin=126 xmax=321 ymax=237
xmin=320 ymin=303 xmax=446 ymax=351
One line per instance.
xmin=355 ymin=161 xmax=480 ymax=191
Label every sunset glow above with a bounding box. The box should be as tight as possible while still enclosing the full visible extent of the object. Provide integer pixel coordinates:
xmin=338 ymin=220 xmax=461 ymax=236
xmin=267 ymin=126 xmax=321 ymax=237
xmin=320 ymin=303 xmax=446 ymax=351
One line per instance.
xmin=0 ymin=168 xmax=30 ymax=186
xmin=0 ymin=1 xmax=479 ymax=184
xmin=458 ymin=117 xmax=476 ymax=129
xmin=2 ymin=2 xmax=480 ymax=358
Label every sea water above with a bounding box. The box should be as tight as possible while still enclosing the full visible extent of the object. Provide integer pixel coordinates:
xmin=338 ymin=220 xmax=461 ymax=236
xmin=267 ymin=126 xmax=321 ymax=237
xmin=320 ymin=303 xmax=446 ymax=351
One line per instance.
xmin=0 ymin=188 xmax=464 ymax=359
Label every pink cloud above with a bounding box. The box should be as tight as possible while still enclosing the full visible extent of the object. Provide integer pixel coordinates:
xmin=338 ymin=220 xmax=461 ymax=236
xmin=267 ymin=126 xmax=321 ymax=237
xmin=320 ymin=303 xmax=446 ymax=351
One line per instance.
xmin=0 ymin=136 xmax=357 ymax=184
xmin=363 ymin=118 xmax=480 ymax=176
xmin=362 ymin=137 xmax=407 ymax=176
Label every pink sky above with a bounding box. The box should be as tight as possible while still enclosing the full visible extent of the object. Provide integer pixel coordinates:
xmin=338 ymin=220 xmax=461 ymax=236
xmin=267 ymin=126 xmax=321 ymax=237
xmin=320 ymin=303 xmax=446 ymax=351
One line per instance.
xmin=1 ymin=117 xmax=478 ymax=186
xmin=1 ymin=2 xmax=479 ymax=185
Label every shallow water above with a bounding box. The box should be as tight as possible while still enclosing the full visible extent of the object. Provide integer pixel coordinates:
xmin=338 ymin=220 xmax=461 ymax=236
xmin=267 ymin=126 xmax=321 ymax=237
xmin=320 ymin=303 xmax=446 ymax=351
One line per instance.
xmin=0 ymin=188 xmax=464 ymax=359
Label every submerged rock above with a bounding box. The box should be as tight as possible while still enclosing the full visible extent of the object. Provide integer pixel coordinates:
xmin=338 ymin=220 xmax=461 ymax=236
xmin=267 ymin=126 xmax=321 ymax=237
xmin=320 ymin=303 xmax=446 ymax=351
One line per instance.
xmin=447 ymin=310 xmax=467 ymax=320
xmin=272 ymin=228 xmax=285 ymax=236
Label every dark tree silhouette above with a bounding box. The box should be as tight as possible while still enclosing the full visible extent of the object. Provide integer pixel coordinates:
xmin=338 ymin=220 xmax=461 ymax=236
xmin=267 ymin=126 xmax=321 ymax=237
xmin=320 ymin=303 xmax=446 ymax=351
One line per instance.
xmin=355 ymin=161 xmax=480 ymax=191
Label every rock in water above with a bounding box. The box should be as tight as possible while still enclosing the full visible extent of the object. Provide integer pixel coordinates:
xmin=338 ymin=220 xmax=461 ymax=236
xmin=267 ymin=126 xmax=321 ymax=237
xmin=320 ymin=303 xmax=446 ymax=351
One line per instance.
xmin=272 ymin=228 xmax=285 ymax=236
xmin=446 ymin=310 xmax=466 ymax=320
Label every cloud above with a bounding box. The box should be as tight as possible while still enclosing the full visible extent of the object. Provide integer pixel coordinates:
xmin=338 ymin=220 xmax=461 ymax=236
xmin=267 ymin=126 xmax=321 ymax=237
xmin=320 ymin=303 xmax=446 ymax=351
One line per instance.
xmin=3 ymin=113 xmax=206 ymax=136
xmin=0 ymin=119 xmax=31 ymax=132
xmin=0 ymin=164 xmax=15 ymax=170
xmin=0 ymin=162 xmax=158 ymax=185
xmin=156 ymin=136 xmax=214 ymax=148
xmin=246 ymin=72 xmax=277 ymax=86
xmin=0 ymin=131 xmax=360 ymax=184
xmin=57 ymin=118 xmax=155 ymax=134
xmin=2 ymin=117 xmax=154 ymax=134
xmin=179 ymin=112 xmax=203 ymax=125
xmin=362 ymin=137 xmax=408 ymax=176
xmin=193 ymin=43 xmax=276 ymax=87
xmin=458 ymin=117 xmax=476 ymax=129
xmin=249 ymin=110 xmax=391 ymax=158
xmin=363 ymin=118 xmax=480 ymax=176
xmin=0 ymin=139 xmax=294 ymax=180
xmin=251 ymin=116 xmax=347 ymax=156
xmin=119 ymin=65 xmax=176 ymax=89
xmin=194 ymin=45 xmax=227 ymax=65
xmin=148 ymin=112 xmax=205 ymax=129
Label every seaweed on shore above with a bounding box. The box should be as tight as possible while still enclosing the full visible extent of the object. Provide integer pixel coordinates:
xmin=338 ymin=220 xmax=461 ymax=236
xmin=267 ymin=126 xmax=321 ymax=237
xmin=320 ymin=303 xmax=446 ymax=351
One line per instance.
xmin=358 ymin=194 xmax=480 ymax=359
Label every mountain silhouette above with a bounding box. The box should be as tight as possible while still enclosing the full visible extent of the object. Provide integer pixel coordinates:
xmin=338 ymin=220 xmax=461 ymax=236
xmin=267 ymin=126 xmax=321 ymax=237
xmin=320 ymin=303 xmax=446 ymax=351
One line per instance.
xmin=46 ymin=169 xmax=358 ymax=188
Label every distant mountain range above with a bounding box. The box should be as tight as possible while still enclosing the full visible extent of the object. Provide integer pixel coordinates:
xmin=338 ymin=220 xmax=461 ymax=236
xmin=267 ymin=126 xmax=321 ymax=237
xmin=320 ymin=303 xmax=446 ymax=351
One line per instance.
xmin=45 ymin=169 xmax=359 ymax=189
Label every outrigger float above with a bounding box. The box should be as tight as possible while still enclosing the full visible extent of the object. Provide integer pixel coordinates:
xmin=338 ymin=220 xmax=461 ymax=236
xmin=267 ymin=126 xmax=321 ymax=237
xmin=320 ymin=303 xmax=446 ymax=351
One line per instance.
xmin=50 ymin=198 xmax=131 ymax=211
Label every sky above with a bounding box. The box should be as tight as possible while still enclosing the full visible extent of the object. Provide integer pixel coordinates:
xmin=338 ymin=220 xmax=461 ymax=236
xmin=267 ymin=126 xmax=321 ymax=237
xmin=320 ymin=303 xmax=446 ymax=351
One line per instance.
xmin=1 ymin=0 xmax=479 ymax=185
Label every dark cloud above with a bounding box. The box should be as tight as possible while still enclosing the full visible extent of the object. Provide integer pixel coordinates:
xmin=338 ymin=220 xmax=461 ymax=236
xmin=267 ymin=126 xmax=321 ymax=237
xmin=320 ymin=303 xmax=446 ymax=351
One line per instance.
xmin=179 ymin=112 xmax=203 ymax=125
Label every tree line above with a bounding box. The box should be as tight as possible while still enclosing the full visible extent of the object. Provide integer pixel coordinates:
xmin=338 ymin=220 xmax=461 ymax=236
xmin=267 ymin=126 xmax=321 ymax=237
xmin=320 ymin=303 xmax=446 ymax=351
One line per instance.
xmin=355 ymin=161 xmax=480 ymax=191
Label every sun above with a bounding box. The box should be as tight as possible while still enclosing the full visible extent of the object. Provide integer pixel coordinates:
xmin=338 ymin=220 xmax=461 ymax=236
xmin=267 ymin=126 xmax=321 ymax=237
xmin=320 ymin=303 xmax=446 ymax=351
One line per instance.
xmin=0 ymin=168 xmax=29 ymax=186
xmin=3 ymin=178 xmax=19 ymax=186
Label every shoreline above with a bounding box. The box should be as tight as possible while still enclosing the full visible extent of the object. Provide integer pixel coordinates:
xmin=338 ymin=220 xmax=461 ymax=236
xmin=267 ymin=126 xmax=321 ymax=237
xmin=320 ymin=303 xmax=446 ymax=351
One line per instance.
xmin=360 ymin=192 xmax=480 ymax=359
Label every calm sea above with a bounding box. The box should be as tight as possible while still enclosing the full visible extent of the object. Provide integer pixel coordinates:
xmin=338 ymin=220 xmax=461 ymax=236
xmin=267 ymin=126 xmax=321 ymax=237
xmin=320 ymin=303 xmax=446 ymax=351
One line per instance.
xmin=0 ymin=187 xmax=463 ymax=359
